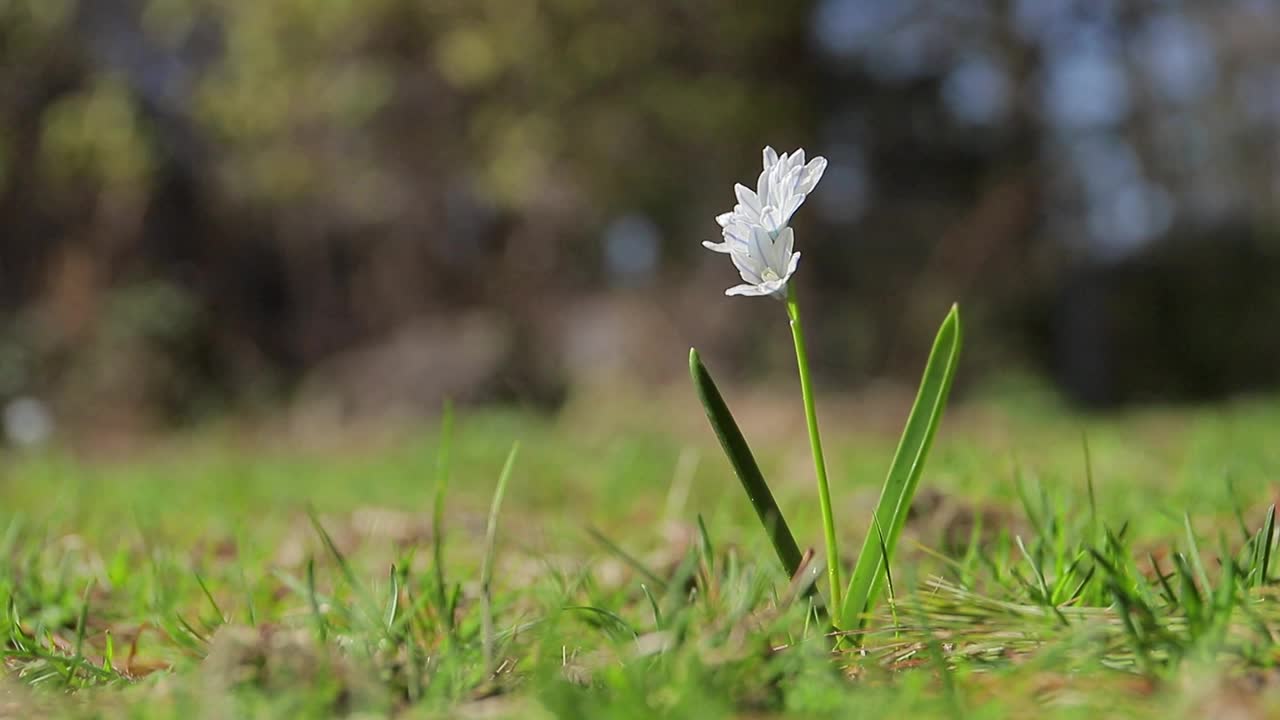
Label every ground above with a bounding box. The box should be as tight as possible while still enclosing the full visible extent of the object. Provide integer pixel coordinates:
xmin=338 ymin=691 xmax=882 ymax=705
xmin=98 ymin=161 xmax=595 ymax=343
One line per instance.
xmin=2 ymin=383 xmax=1280 ymax=718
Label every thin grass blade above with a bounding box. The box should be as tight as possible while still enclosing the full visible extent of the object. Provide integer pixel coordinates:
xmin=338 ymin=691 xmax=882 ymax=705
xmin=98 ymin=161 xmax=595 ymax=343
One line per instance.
xmin=481 ymin=442 xmax=520 ymax=675
xmin=1262 ymin=504 xmax=1276 ymax=583
xmin=193 ymin=572 xmax=226 ymax=626
xmin=73 ymin=582 xmax=92 ymax=660
xmin=1183 ymin=514 xmax=1212 ymax=594
xmin=305 ymin=557 xmax=327 ymax=641
xmin=432 ymin=401 xmax=454 ymax=633
xmin=385 ymin=564 xmax=400 ymax=632
xmin=307 ymin=507 xmax=377 ymax=619
xmin=587 ymin=527 xmax=667 ymax=591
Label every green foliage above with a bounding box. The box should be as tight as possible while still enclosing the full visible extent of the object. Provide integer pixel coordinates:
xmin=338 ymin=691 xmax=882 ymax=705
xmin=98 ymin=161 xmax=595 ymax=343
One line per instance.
xmin=2 ymin=0 xmax=809 ymax=215
xmin=4 ymin=403 xmax=1280 ymax=714
xmin=688 ymin=348 xmax=805 ymax=581
xmin=842 ymin=304 xmax=962 ymax=628
xmin=40 ymin=77 xmax=155 ymax=188
xmin=692 ymin=305 xmax=962 ymax=633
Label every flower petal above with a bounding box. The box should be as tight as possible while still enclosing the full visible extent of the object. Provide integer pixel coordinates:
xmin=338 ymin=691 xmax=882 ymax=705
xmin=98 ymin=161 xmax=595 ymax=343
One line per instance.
xmin=756 ymin=168 xmax=772 ymax=207
xmin=798 ymin=156 xmax=827 ymax=194
xmin=774 ymin=167 xmax=802 ymax=207
xmin=784 ymin=252 xmax=801 ymax=279
xmin=734 ymin=183 xmax=761 ymax=215
xmin=763 ymin=146 xmax=778 ymax=170
xmin=771 ymin=227 xmax=795 ymax=273
xmin=712 ymin=223 xmax=752 ymax=255
xmin=725 ymin=283 xmax=772 ymax=297
xmin=722 ymin=221 xmax=751 ymax=246
xmin=746 ymin=224 xmax=773 ymax=263
xmin=730 ymin=247 xmax=764 ymax=284
xmin=753 ymin=208 xmax=774 ymax=234
xmin=760 ymin=278 xmax=789 ymax=297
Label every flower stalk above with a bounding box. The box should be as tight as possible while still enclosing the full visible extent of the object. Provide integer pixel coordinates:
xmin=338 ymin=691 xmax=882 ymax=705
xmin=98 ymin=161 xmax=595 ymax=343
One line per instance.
xmin=785 ymin=283 xmax=841 ymax=624
xmin=695 ymin=145 xmax=961 ymax=638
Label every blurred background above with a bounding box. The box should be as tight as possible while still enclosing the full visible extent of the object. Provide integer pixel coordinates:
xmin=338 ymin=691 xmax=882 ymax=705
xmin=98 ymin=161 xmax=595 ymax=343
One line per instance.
xmin=1 ymin=0 xmax=1279 ymax=446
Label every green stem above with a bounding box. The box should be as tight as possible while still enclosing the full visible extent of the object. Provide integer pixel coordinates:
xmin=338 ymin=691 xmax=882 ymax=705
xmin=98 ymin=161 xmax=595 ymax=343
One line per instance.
xmin=785 ymin=283 xmax=841 ymax=625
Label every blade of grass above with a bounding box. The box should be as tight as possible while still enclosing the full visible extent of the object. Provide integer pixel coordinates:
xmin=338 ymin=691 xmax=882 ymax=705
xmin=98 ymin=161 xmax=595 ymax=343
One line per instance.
xmin=696 ymin=514 xmax=715 ymax=574
xmin=307 ymin=507 xmax=379 ymax=627
xmin=1083 ymin=433 xmax=1098 ymax=545
xmin=238 ymin=565 xmax=257 ymax=627
xmin=385 ymin=564 xmax=400 ymax=633
xmin=1183 ymin=514 xmax=1212 ymax=594
xmin=561 ymin=606 xmax=639 ymax=641
xmin=1262 ymin=504 xmax=1276 ymax=583
xmin=1173 ymin=552 xmax=1204 ymax=625
xmin=1107 ymin=581 xmax=1155 ymax=675
xmin=586 ymin=527 xmax=667 ymax=592
xmin=481 ymin=442 xmax=520 ymax=675
xmin=1149 ymin=553 xmax=1177 ymax=607
xmin=193 ymin=572 xmax=225 ymax=627
xmin=842 ymin=304 xmax=962 ymax=629
xmin=101 ymin=630 xmax=113 ymax=673
xmin=871 ymin=515 xmax=898 ymax=632
xmin=1013 ymin=472 xmax=1045 ymax=542
xmin=1014 ymin=538 xmax=1051 ymax=605
xmin=305 ymin=557 xmax=327 ymax=642
xmin=694 ymin=514 xmax=718 ymax=604
xmin=1208 ymin=539 xmax=1238 ymax=650
xmin=433 ymin=401 xmax=454 ymax=635
xmin=1227 ymin=475 xmax=1252 ymax=542
xmin=640 ymin=584 xmax=662 ymax=630
xmin=661 ymin=545 xmax=701 ymax=619
xmin=73 ymin=582 xmax=92 ymax=660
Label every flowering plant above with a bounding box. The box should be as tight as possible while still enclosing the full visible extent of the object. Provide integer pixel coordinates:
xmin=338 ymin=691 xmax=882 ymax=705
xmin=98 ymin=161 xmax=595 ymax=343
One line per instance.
xmin=690 ymin=146 xmax=962 ymax=636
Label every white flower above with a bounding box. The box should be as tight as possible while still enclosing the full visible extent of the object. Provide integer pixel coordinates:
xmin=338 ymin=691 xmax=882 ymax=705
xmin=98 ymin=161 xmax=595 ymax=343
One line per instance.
xmin=702 ymin=146 xmax=825 ymax=298
xmin=712 ymin=146 xmax=828 ymax=236
xmin=713 ymin=221 xmax=801 ymax=298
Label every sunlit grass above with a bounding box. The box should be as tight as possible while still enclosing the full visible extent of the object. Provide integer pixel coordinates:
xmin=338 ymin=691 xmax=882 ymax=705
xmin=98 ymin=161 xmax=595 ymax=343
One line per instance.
xmin=2 ymin=393 xmax=1280 ymax=717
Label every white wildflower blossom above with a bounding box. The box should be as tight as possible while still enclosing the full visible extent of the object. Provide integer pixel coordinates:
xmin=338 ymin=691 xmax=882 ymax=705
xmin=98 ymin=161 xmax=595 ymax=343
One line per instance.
xmin=703 ymin=146 xmax=826 ymax=298
xmin=718 ymin=221 xmax=801 ymax=297
xmin=709 ymin=146 xmax=828 ymax=237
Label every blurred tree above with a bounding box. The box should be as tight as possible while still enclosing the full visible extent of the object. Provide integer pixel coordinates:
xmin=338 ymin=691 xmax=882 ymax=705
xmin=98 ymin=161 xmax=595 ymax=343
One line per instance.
xmin=0 ymin=0 xmax=823 ymax=426
xmin=1 ymin=0 xmax=1279 ymax=429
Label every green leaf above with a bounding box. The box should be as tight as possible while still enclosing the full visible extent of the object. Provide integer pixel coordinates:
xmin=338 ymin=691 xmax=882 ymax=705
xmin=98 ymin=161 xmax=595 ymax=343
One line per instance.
xmin=587 ymin=526 xmax=667 ymax=591
xmin=308 ymin=507 xmax=380 ymax=629
xmin=481 ymin=441 xmax=519 ymax=674
xmin=842 ymin=304 xmax=962 ymax=629
xmin=432 ymin=400 xmax=454 ymax=634
xmin=1261 ymin=504 xmax=1276 ymax=583
xmin=385 ymin=564 xmax=400 ymax=632
xmin=305 ymin=557 xmax=328 ymax=642
xmin=689 ymin=348 xmax=804 ymax=579
xmin=73 ymin=582 xmax=92 ymax=661
xmin=193 ymin=571 xmax=226 ymax=626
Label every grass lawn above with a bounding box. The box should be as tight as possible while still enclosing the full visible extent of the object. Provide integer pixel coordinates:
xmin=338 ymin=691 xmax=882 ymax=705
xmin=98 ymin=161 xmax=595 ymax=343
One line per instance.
xmin=2 ymin=385 xmax=1280 ymax=718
